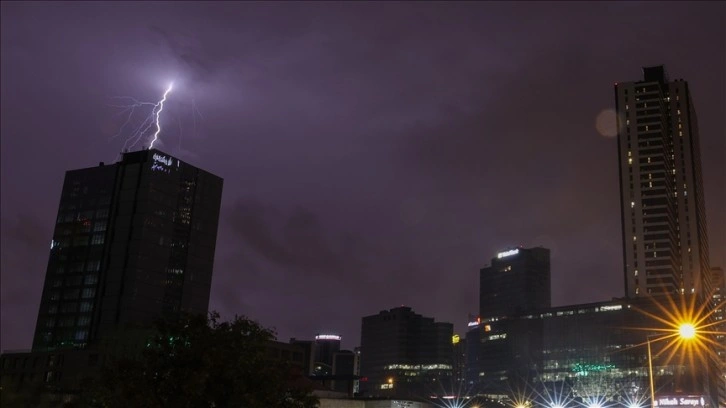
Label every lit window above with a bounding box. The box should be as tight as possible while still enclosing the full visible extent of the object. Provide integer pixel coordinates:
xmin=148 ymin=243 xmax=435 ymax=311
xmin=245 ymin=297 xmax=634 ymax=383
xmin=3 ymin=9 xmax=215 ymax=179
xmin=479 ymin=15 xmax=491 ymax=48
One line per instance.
xmin=628 ymin=158 xmax=632 ymax=165
xmin=81 ymin=288 xmax=95 ymax=299
xmin=74 ymin=330 xmax=88 ymax=341
xmin=79 ymin=302 xmax=93 ymax=313
xmin=83 ymin=274 xmax=98 ymax=286
xmin=634 ymin=270 xmax=638 ymax=277
xmin=93 ymin=221 xmax=106 ymax=232
xmin=630 ymin=201 xmax=635 ymax=208
xmin=91 ymin=234 xmax=104 ymax=245
xmin=77 ymin=316 xmax=91 ymax=327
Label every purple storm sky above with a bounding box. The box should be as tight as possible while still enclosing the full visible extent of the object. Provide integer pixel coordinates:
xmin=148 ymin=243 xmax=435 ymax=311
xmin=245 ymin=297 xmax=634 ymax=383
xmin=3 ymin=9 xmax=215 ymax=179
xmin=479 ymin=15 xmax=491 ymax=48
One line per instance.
xmin=1 ymin=2 xmax=724 ymax=351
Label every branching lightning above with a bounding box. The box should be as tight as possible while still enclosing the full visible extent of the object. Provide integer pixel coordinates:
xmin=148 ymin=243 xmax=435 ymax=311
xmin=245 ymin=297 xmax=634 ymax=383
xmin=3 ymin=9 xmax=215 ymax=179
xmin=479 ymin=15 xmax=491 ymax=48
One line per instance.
xmin=110 ymin=82 xmax=174 ymax=159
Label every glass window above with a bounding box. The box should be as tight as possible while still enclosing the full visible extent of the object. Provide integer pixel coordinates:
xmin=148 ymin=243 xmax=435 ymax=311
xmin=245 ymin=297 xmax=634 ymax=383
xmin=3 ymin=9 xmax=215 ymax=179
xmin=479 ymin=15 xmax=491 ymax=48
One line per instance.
xmin=77 ymin=316 xmax=91 ymax=326
xmin=91 ymin=234 xmax=105 ymax=245
xmin=95 ymin=209 xmax=109 ymax=219
xmin=86 ymin=260 xmax=101 ymax=272
xmin=93 ymin=221 xmax=107 ymax=232
xmin=79 ymin=302 xmax=93 ymax=313
xmin=81 ymin=288 xmax=96 ymax=299
xmin=83 ymin=274 xmax=98 ymax=286
xmin=74 ymin=330 xmax=88 ymax=341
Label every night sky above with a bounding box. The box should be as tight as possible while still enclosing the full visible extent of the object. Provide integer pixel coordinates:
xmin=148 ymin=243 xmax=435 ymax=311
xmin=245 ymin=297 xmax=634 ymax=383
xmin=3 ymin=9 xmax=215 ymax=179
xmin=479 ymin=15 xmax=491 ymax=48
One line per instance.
xmin=1 ymin=2 xmax=724 ymax=352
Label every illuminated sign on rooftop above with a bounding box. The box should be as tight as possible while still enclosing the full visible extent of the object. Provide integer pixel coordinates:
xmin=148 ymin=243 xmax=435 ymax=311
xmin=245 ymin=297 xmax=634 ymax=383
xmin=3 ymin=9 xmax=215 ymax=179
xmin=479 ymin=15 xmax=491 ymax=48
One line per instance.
xmin=315 ymin=334 xmax=342 ymax=341
xmin=497 ymin=248 xmax=519 ymax=259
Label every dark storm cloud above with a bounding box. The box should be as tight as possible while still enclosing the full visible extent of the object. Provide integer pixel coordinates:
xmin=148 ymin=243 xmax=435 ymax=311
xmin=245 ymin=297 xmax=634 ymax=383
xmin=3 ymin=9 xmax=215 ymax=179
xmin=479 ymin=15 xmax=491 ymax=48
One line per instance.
xmin=148 ymin=25 xmax=216 ymax=83
xmin=1 ymin=2 xmax=724 ymax=351
xmin=228 ymin=198 xmax=362 ymax=278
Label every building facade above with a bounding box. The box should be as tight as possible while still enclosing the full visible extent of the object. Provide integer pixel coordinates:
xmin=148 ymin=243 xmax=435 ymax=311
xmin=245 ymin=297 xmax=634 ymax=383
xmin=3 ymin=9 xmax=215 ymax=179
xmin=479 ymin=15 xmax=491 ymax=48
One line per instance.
xmin=314 ymin=334 xmax=342 ymax=375
xmin=31 ymin=149 xmax=223 ymax=351
xmin=359 ymin=306 xmax=453 ymax=398
xmin=479 ymin=247 xmax=551 ymax=321
xmin=1 ymin=149 xmax=223 ymax=394
xmin=466 ymin=296 xmax=721 ymax=407
xmin=615 ymin=65 xmax=711 ymax=298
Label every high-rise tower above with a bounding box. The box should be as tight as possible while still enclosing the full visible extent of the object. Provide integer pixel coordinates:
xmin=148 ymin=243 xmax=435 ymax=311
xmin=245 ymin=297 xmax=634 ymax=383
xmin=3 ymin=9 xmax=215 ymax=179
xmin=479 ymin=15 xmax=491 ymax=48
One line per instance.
xmin=479 ymin=246 xmax=551 ymax=321
xmin=31 ymin=149 xmax=223 ymax=351
xmin=615 ymin=66 xmax=710 ymax=298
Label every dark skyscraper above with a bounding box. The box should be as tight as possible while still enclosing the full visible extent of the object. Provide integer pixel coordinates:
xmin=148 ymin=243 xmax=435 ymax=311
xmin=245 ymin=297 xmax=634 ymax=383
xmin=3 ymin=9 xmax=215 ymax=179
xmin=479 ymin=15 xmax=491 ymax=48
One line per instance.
xmin=479 ymin=246 xmax=551 ymax=320
xmin=31 ymin=149 xmax=223 ymax=351
xmin=615 ymin=66 xmax=711 ymax=298
xmin=313 ymin=334 xmax=341 ymax=374
xmin=359 ymin=306 xmax=453 ymax=398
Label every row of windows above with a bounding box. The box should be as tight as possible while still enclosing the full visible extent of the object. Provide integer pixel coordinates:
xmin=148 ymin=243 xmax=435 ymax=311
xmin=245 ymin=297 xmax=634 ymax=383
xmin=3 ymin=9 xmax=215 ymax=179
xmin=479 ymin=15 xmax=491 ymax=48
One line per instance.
xmin=49 ymin=274 xmax=98 ymax=288
xmin=57 ymin=209 xmax=109 ymax=224
xmin=47 ymin=301 xmax=93 ymax=314
xmin=55 ymin=260 xmax=101 ymax=275
xmin=51 ymin=233 xmax=105 ymax=249
xmin=47 ymin=288 xmax=96 ymax=302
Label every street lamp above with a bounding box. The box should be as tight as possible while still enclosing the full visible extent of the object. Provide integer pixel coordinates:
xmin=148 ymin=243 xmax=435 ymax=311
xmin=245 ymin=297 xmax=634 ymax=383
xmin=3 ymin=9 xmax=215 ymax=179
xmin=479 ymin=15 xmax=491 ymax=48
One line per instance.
xmin=646 ymin=322 xmax=698 ymax=408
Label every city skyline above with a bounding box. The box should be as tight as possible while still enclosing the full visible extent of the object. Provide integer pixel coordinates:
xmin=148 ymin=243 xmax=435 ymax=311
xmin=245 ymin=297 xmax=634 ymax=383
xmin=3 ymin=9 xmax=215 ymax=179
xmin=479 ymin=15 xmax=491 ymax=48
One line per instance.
xmin=1 ymin=2 xmax=724 ymax=352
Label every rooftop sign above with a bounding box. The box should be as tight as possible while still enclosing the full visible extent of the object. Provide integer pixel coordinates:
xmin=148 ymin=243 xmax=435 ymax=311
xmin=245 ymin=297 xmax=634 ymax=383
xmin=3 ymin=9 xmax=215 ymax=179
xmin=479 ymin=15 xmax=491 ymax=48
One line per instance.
xmin=497 ymin=248 xmax=519 ymax=259
xmin=315 ymin=334 xmax=342 ymax=341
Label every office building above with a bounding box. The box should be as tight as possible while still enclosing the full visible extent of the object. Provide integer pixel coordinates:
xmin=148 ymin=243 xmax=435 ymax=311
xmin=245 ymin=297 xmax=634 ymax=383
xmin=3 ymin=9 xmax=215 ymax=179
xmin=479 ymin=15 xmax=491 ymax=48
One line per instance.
xmin=615 ymin=65 xmax=711 ymax=298
xmin=359 ymin=306 xmax=453 ymax=398
xmin=465 ymin=297 xmax=720 ymax=407
xmin=31 ymin=149 xmax=223 ymax=351
xmin=0 ymin=149 xmax=223 ymax=394
xmin=314 ymin=334 xmax=342 ymax=375
xmin=479 ymin=246 xmax=550 ymax=321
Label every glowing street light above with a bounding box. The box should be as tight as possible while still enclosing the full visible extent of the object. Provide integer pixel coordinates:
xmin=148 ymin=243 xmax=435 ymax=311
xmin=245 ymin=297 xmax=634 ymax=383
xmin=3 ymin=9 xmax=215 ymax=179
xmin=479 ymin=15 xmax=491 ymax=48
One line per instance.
xmin=679 ymin=323 xmax=696 ymax=339
xmin=646 ymin=322 xmax=699 ymax=408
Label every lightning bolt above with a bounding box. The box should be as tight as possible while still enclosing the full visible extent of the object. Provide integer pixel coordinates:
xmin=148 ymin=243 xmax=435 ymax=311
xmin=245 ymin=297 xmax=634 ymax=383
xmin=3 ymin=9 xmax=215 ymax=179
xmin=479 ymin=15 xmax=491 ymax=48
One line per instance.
xmin=149 ymin=82 xmax=173 ymax=149
xmin=109 ymin=83 xmax=174 ymax=160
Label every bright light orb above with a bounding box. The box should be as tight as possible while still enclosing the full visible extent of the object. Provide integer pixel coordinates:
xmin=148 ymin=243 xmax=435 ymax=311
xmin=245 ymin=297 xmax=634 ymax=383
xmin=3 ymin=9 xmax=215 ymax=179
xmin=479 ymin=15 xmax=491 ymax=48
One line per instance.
xmin=679 ymin=323 xmax=696 ymax=339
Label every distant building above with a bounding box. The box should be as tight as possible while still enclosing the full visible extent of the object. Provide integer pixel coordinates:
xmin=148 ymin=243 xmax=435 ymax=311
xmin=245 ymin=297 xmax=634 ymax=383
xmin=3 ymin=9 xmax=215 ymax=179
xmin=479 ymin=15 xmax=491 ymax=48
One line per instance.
xmin=359 ymin=306 xmax=453 ymax=398
xmin=314 ymin=334 xmax=342 ymax=375
xmin=479 ymin=247 xmax=550 ymax=321
xmin=615 ymin=66 xmax=711 ymax=298
xmin=290 ymin=338 xmax=316 ymax=375
xmin=331 ymin=350 xmax=356 ymax=394
xmin=466 ymin=297 xmax=721 ymax=407
xmin=452 ymin=334 xmax=466 ymax=386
